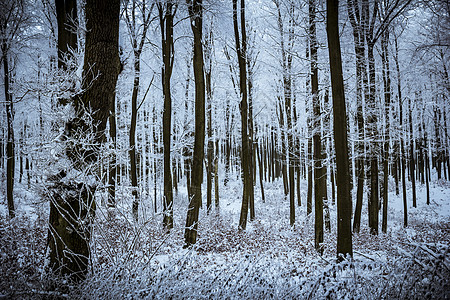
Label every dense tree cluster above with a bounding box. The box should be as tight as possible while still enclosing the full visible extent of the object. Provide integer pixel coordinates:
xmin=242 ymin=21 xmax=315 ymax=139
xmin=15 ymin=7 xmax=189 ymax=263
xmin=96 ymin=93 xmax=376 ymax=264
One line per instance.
xmin=0 ymin=0 xmax=448 ymax=292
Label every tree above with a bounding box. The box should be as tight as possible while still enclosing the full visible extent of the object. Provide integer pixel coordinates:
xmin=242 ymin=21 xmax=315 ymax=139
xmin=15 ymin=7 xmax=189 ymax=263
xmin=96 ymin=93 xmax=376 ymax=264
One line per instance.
xmin=326 ymin=0 xmax=353 ymax=259
xmin=380 ymin=23 xmax=391 ymax=233
xmin=273 ymin=0 xmax=296 ymax=226
xmin=233 ymin=0 xmax=253 ymax=230
xmin=157 ymin=1 xmax=177 ymax=230
xmin=310 ymin=0 xmax=325 ymax=252
xmin=184 ymin=0 xmax=205 ymax=245
xmin=125 ymin=0 xmax=154 ymax=220
xmin=205 ymin=19 xmax=214 ymax=212
xmin=393 ymin=28 xmax=407 ymax=227
xmin=47 ymin=0 xmax=121 ymax=280
xmin=347 ymin=0 xmax=368 ymax=233
xmin=1 ymin=0 xmax=29 ymax=219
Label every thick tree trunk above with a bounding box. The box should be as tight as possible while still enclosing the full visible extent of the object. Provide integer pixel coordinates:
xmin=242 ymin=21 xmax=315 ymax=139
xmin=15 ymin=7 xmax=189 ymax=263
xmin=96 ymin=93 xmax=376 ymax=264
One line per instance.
xmin=48 ymin=0 xmax=121 ymax=281
xmin=55 ymin=0 xmax=77 ymax=69
xmin=327 ymin=0 xmax=353 ymax=259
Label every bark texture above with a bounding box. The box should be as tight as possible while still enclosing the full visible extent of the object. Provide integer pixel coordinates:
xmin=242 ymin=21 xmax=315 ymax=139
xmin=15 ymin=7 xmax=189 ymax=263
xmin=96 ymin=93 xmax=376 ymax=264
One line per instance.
xmin=327 ymin=0 xmax=353 ymax=259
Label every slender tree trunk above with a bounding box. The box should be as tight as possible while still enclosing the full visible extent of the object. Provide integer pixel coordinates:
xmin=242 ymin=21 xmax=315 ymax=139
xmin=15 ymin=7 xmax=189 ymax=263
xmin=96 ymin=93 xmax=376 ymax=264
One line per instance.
xmin=306 ymin=45 xmax=313 ymax=217
xmin=185 ymin=0 xmax=205 ymax=245
xmin=206 ymin=36 xmax=213 ymax=212
xmin=158 ymin=3 xmax=176 ymax=230
xmin=409 ymin=97 xmax=417 ymax=208
xmin=307 ymin=116 xmax=313 ymax=216
xmin=247 ymin=50 xmax=255 ymax=221
xmin=3 ymin=46 xmax=14 ymax=219
xmin=424 ymin=120 xmax=430 ymax=205
xmin=367 ymin=42 xmax=379 ymax=236
xmin=256 ymin=140 xmax=265 ymax=202
xmin=381 ymin=30 xmax=391 ymax=234
xmin=394 ymin=33 xmax=407 ymax=227
xmin=215 ymin=140 xmax=220 ymax=209
xmin=310 ymin=0 xmax=324 ymax=251
xmin=233 ymin=0 xmax=252 ymax=230
xmin=275 ymin=0 xmax=295 ymax=224
xmin=108 ymin=93 xmax=117 ymax=207
xmin=130 ymin=55 xmax=140 ymax=221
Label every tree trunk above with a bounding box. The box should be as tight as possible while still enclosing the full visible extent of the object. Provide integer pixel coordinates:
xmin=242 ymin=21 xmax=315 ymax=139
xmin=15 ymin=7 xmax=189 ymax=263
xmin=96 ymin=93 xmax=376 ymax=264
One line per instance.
xmin=233 ymin=0 xmax=252 ymax=230
xmin=310 ymin=0 xmax=324 ymax=251
xmin=256 ymin=140 xmax=265 ymax=202
xmin=381 ymin=30 xmax=391 ymax=234
xmin=394 ymin=33 xmax=407 ymax=227
xmin=130 ymin=55 xmax=140 ymax=221
xmin=48 ymin=0 xmax=121 ymax=281
xmin=367 ymin=42 xmax=379 ymax=236
xmin=3 ymin=43 xmax=15 ymax=219
xmin=55 ymin=0 xmax=77 ymax=69
xmin=327 ymin=0 xmax=353 ymax=259
xmin=108 ymin=92 xmax=117 ymax=207
xmin=206 ymin=35 xmax=213 ymax=212
xmin=158 ymin=3 xmax=176 ymax=230
xmin=215 ymin=142 xmax=220 ymax=209
xmin=351 ymin=53 xmax=365 ymax=234
xmin=409 ymin=96 xmax=417 ymax=208
xmin=185 ymin=0 xmax=205 ymax=245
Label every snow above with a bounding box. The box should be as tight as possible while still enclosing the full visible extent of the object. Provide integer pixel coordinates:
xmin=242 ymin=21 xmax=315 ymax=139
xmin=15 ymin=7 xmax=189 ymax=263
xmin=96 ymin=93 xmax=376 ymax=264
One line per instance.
xmin=4 ymin=171 xmax=449 ymax=298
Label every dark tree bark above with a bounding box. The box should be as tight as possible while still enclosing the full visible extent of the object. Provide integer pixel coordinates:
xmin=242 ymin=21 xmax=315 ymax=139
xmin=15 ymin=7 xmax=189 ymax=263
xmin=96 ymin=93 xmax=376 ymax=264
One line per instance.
xmin=246 ymin=28 xmax=257 ymax=221
xmin=2 ymin=41 xmax=14 ymax=219
xmin=256 ymin=139 xmax=266 ymax=202
xmin=347 ymin=0 xmax=367 ymax=234
xmin=1 ymin=1 xmax=28 ymax=220
xmin=327 ymin=0 xmax=353 ymax=259
xmin=49 ymin=0 xmax=120 ymax=280
xmin=274 ymin=0 xmax=295 ymax=225
xmin=215 ymin=140 xmax=220 ymax=209
xmin=394 ymin=31 xmax=407 ymax=227
xmin=310 ymin=0 xmax=324 ymax=252
xmin=381 ymin=29 xmax=391 ymax=234
xmin=233 ymin=0 xmax=252 ymax=230
xmin=108 ymin=89 xmax=117 ymax=207
xmin=408 ymin=96 xmax=417 ymax=208
xmin=365 ymin=0 xmax=412 ymax=236
xmin=306 ymin=45 xmax=313 ymax=217
xmin=185 ymin=0 xmax=205 ymax=245
xmin=55 ymin=0 xmax=77 ymax=69
xmin=126 ymin=0 xmax=153 ymax=220
xmin=423 ymin=117 xmax=430 ymax=205
xmin=205 ymin=24 xmax=214 ymax=213
xmin=48 ymin=0 xmax=121 ymax=281
xmin=157 ymin=2 xmax=177 ymax=230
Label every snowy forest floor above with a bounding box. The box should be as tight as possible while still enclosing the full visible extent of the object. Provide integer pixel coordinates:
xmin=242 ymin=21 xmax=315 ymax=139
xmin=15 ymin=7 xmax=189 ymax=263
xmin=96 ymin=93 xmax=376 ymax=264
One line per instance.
xmin=1 ymin=173 xmax=449 ymax=299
